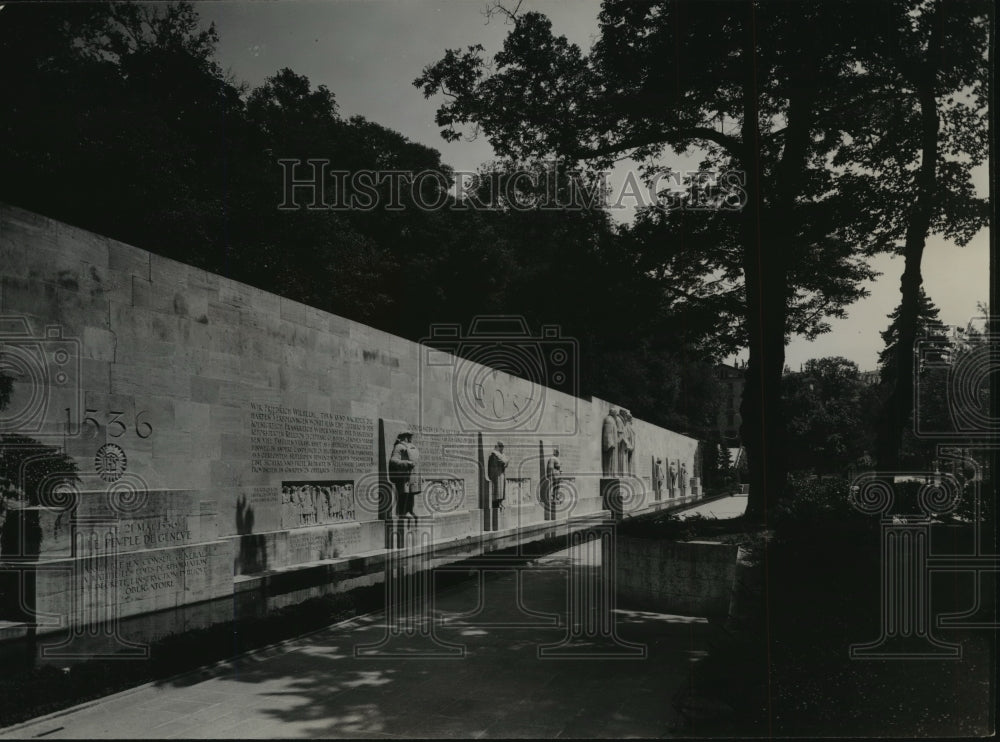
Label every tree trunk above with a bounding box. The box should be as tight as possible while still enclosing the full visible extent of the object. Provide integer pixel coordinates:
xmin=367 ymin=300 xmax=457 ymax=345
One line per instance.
xmin=875 ymin=7 xmax=942 ymax=469
xmin=741 ymin=24 xmax=817 ymax=523
xmin=738 ymin=0 xmax=769 ymax=523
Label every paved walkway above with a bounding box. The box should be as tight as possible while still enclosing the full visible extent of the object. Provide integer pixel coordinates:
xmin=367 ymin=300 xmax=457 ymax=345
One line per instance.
xmin=0 ymin=511 xmax=742 ymax=739
xmin=675 ymin=494 xmax=747 ymax=521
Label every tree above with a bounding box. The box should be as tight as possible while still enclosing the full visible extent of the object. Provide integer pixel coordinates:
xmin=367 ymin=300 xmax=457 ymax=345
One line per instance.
xmin=415 ymin=0 xmax=905 ymax=520
xmin=0 ymin=1 xmax=733 ymax=434
xmin=877 ymin=288 xmax=949 ymax=384
xmin=783 ymin=357 xmax=872 ymax=475
xmin=826 ymin=0 xmax=990 ymax=468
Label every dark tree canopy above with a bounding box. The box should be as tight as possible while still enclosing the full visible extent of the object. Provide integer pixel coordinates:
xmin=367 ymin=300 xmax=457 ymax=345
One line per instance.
xmin=415 ymin=0 xmax=989 ymax=518
xmin=0 ymin=1 xmax=732 ymax=436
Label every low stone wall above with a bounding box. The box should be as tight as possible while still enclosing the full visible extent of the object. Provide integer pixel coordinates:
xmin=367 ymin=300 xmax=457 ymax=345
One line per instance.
xmin=616 ymin=536 xmax=738 ymax=617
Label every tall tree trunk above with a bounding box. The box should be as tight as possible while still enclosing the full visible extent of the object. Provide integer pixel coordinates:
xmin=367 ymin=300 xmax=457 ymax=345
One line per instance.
xmin=741 ymin=18 xmax=817 ymax=523
xmin=875 ymin=6 xmax=943 ymax=469
xmin=738 ymin=0 xmax=770 ymax=523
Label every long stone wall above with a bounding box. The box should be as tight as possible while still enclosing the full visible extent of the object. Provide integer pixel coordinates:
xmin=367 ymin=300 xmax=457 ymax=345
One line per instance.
xmin=0 ymin=203 xmax=701 ymax=631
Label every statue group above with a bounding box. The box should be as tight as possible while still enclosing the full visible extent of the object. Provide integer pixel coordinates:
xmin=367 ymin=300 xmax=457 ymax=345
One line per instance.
xmin=601 ymin=406 xmax=636 ymax=477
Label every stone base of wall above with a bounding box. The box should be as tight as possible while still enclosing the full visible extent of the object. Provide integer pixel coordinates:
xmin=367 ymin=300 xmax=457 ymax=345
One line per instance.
xmin=616 ymin=536 xmax=738 ymax=617
xmin=28 ymin=540 xmax=233 ymax=628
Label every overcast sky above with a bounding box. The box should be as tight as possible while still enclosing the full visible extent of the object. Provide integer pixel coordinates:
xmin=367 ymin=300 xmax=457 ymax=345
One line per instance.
xmin=199 ymin=0 xmax=989 ymax=372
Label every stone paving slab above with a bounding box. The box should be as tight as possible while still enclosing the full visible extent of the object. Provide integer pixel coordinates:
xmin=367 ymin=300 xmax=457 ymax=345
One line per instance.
xmin=1 ymin=540 xmax=716 ymax=739
xmin=675 ymin=495 xmax=747 ymax=521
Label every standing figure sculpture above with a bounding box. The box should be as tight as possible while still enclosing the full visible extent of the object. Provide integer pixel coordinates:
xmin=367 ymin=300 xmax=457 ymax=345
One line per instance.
xmin=668 ymin=460 xmax=677 ymax=498
xmin=680 ymin=461 xmax=688 ymax=497
xmin=388 ymin=427 xmax=421 ymax=522
xmin=616 ymin=409 xmax=628 ymax=476
xmin=487 ymin=441 xmax=509 ymax=511
xmin=654 ymin=457 xmax=666 ymax=500
xmin=544 ymin=446 xmax=562 ymax=510
xmin=623 ymin=410 xmax=636 ymax=475
xmin=601 ymin=407 xmax=619 ymax=477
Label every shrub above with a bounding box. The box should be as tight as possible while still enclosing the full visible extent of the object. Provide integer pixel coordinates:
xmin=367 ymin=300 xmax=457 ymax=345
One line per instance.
xmin=775 ymin=474 xmax=871 ymax=539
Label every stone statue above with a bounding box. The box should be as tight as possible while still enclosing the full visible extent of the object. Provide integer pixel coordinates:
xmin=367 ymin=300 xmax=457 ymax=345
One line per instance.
xmin=487 ymin=441 xmax=509 ymax=510
xmin=668 ymin=460 xmax=677 ymax=498
xmin=388 ymin=426 xmax=421 ymax=522
xmin=680 ymin=462 xmax=688 ymax=497
xmin=654 ymin=457 xmax=666 ymax=500
xmin=544 ymin=446 xmax=562 ymax=507
xmin=616 ymin=408 xmax=628 ymax=476
xmin=623 ymin=410 xmax=636 ymax=475
xmin=601 ymin=407 xmax=619 ymax=477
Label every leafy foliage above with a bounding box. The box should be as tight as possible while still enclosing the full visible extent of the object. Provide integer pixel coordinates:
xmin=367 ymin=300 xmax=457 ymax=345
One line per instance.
xmin=0 ymin=1 xmax=732 ymax=433
xmin=414 ymin=0 xmax=989 ymax=521
xmin=782 ymin=357 xmax=880 ymax=475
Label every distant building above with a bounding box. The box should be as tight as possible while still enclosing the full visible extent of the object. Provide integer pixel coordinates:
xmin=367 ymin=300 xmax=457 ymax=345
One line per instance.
xmin=715 ymin=362 xmax=745 ymax=446
xmin=858 ymin=369 xmax=881 ymax=386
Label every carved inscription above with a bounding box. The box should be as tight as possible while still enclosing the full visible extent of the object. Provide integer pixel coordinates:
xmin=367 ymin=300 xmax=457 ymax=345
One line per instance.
xmin=286 ymin=526 xmax=363 ymax=565
xmin=251 ymin=485 xmax=280 ymax=509
xmin=250 ymin=404 xmax=373 ymax=474
xmin=414 ymin=426 xmax=478 ymax=478
xmin=77 ymin=518 xmax=195 ymax=553
xmin=78 ymin=546 xmax=214 ymax=601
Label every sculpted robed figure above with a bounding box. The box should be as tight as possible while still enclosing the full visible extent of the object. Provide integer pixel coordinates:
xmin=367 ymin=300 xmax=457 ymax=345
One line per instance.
xmin=487 ymin=441 xmax=509 ymax=510
xmin=616 ymin=409 xmax=628 ymax=476
xmin=654 ymin=457 xmax=666 ymax=500
xmin=601 ymin=407 xmax=619 ymax=477
xmin=623 ymin=410 xmax=636 ymax=475
xmin=388 ymin=427 xmax=421 ymax=522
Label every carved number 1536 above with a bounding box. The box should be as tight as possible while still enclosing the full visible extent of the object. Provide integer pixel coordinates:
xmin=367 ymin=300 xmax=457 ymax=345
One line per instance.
xmin=69 ymin=408 xmax=153 ymax=439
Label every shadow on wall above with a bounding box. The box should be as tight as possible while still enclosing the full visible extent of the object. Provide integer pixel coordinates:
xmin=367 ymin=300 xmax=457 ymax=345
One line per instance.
xmin=235 ymin=494 xmax=267 ymax=576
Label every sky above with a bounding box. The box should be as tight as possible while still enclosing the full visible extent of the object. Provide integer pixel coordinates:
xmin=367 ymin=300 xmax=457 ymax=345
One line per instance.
xmin=198 ymin=0 xmax=990 ymax=372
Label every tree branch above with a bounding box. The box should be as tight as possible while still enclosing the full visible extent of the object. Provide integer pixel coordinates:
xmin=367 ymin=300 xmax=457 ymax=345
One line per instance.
xmin=574 ymin=126 xmax=745 ymax=164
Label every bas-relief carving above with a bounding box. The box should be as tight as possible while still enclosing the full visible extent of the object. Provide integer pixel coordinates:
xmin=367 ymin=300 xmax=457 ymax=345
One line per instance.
xmin=281 ymin=480 xmax=356 ymax=528
xmin=505 ymin=477 xmax=533 ymax=507
xmin=423 ymin=478 xmax=466 ymax=514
